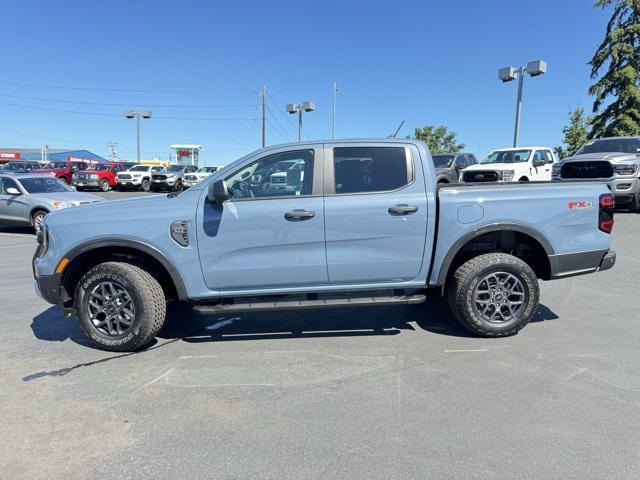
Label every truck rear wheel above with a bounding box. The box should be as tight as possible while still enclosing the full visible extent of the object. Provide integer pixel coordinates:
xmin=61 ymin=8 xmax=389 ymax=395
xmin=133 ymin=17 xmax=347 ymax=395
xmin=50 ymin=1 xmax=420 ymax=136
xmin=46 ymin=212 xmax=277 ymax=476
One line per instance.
xmin=447 ymin=253 xmax=539 ymax=337
xmin=74 ymin=262 xmax=166 ymax=351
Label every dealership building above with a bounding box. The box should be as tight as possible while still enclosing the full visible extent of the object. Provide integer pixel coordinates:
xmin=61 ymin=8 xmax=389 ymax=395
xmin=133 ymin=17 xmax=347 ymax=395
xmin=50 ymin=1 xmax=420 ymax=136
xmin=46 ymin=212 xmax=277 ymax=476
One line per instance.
xmin=0 ymin=147 xmax=107 ymax=164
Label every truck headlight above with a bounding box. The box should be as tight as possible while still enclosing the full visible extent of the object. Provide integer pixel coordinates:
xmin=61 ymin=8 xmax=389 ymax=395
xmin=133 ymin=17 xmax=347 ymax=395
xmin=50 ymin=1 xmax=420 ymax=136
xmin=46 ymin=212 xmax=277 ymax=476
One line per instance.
xmin=552 ymin=164 xmax=562 ymax=177
xmin=500 ymin=170 xmax=515 ymax=181
xmin=613 ymin=163 xmax=637 ymax=176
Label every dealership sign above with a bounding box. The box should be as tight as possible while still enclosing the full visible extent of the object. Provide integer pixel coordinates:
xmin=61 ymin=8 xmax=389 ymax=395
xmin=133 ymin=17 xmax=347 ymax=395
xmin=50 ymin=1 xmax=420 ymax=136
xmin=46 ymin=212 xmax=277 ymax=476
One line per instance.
xmin=0 ymin=152 xmax=20 ymax=159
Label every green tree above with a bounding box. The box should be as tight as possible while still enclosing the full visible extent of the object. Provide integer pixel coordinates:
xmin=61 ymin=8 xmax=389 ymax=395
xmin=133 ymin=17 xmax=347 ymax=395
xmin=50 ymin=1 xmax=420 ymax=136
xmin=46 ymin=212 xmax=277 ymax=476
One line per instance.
xmin=561 ymin=107 xmax=592 ymax=157
xmin=408 ymin=125 xmax=465 ymax=154
xmin=588 ymin=0 xmax=640 ymax=138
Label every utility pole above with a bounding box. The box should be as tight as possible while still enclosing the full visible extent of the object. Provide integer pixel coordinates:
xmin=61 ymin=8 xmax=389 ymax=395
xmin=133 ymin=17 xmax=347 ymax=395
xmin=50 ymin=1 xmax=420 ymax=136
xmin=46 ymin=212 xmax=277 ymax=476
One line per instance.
xmin=332 ymin=81 xmax=338 ymax=139
xmin=512 ymin=66 xmax=525 ymax=148
xmin=261 ymin=86 xmax=267 ymax=148
xmin=124 ymin=110 xmax=152 ymax=163
xmin=107 ymin=143 xmax=118 ymax=162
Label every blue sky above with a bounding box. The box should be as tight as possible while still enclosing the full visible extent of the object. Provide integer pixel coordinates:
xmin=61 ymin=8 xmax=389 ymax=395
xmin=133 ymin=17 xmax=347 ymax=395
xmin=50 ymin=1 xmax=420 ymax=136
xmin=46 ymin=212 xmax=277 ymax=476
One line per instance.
xmin=0 ymin=0 xmax=609 ymax=164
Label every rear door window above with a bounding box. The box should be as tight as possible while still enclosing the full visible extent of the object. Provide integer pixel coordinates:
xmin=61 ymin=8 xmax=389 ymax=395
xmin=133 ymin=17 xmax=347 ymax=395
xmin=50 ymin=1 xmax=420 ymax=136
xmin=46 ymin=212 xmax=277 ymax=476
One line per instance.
xmin=333 ymin=147 xmax=410 ymax=194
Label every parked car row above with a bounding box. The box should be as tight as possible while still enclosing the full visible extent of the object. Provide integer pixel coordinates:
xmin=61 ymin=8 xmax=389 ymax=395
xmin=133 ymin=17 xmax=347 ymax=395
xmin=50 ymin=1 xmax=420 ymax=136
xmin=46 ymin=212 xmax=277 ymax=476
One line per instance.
xmin=0 ymin=159 xmax=224 ymax=193
xmin=435 ymin=137 xmax=640 ymax=212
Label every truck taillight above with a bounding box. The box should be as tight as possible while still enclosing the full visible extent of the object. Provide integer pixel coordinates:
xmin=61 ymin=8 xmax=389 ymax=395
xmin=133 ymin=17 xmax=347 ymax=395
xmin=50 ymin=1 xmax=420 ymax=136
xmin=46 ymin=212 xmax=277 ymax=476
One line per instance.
xmin=599 ymin=193 xmax=614 ymax=234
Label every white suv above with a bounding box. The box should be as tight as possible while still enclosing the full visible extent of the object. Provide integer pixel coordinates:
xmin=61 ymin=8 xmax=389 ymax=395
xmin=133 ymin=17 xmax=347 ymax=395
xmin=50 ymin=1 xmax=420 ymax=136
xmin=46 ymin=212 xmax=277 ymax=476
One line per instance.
xmin=116 ymin=165 xmax=164 ymax=192
xmin=461 ymin=147 xmax=556 ymax=183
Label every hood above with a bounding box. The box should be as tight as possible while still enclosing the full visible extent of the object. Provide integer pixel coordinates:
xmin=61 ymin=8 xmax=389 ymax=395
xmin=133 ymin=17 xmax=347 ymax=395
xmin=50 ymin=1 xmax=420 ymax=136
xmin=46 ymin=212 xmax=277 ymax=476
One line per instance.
xmin=435 ymin=166 xmax=453 ymax=173
xmin=28 ymin=191 xmax=104 ymax=204
xmin=32 ymin=168 xmax=62 ymax=174
xmin=561 ymin=151 xmax=639 ymax=164
xmin=154 ymin=170 xmax=179 ymax=175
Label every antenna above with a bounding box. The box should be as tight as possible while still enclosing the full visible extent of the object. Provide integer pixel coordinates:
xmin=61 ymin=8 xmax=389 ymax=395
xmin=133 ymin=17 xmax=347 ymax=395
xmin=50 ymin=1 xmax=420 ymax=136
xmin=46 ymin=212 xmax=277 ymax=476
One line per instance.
xmin=388 ymin=120 xmax=405 ymax=138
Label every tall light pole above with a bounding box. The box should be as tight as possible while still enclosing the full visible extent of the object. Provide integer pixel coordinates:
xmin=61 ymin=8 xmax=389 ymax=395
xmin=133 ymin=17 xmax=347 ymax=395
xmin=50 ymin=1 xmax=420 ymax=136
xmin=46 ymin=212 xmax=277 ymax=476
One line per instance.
xmin=286 ymin=101 xmax=315 ymax=141
xmin=124 ymin=110 xmax=152 ymax=162
xmin=498 ymin=60 xmax=547 ymax=147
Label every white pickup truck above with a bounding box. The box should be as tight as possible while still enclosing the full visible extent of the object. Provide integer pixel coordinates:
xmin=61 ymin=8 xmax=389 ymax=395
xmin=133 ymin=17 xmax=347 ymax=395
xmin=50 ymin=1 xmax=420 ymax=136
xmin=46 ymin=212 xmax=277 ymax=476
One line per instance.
xmin=461 ymin=146 xmax=556 ymax=183
xmin=116 ymin=165 xmax=164 ymax=192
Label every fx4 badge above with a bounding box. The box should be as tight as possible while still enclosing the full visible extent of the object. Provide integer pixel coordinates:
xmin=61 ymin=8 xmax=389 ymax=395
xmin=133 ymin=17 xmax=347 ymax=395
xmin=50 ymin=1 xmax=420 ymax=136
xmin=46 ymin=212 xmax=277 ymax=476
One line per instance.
xmin=568 ymin=200 xmax=594 ymax=210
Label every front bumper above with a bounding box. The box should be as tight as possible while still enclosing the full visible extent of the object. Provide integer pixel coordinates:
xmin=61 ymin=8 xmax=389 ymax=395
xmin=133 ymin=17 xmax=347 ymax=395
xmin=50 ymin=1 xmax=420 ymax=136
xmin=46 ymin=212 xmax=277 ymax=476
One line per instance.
xmin=549 ymin=249 xmax=616 ymax=279
xmin=607 ymin=177 xmax=640 ymax=205
xmin=73 ymin=180 xmax=100 ymax=188
xmin=33 ymin=274 xmax=62 ymax=304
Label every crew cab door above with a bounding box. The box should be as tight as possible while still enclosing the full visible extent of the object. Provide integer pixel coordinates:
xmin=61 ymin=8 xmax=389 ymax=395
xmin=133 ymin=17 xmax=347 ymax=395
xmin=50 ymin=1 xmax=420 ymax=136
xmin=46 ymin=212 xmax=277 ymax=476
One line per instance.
xmin=323 ymin=143 xmax=428 ymax=284
xmin=196 ymin=146 xmax=327 ymax=292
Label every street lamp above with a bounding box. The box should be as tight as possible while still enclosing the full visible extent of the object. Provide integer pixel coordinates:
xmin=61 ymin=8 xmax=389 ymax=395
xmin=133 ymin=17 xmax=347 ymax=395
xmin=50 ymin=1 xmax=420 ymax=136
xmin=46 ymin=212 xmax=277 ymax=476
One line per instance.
xmin=286 ymin=101 xmax=315 ymax=142
xmin=498 ymin=60 xmax=547 ymax=147
xmin=123 ymin=109 xmax=152 ymax=163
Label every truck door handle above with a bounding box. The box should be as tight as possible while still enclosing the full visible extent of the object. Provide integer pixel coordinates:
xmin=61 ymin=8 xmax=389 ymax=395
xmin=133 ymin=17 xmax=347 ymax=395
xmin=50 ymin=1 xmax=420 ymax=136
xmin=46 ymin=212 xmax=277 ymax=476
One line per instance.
xmin=388 ymin=204 xmax=418 ymax=215
xmin=284 ymin=209 xmax=315 ymax=221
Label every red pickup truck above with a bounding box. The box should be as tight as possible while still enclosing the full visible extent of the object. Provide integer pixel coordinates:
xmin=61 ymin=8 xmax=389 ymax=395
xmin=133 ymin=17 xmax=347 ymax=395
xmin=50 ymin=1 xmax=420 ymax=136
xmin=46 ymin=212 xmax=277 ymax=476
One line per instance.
xmin=32 ymin=160 xmax=90 ymax=184
xmin=72 ymin=163 xmax=126 ymax=191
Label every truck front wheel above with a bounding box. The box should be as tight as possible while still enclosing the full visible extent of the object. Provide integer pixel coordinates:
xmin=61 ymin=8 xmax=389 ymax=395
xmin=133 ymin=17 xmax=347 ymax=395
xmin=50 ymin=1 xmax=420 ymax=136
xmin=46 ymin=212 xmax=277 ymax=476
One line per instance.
xmin=99 ymin=179 xmax=111 ymax=192
xmin=447 ymin=253 xmax=539 ymax=337
xmin=74 ymin=262 xmax=166 ymax=351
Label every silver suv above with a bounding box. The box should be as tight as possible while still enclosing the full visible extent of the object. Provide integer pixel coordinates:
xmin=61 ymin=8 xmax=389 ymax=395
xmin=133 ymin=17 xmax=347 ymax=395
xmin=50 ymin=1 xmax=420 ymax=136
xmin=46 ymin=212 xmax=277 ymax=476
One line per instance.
xmin=150 ymin=164 xmax=198 ymax=192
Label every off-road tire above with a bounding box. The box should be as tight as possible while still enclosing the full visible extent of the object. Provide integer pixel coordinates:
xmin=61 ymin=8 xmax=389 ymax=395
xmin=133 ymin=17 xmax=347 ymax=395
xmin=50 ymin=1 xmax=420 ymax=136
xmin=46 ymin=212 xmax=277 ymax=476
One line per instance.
xmin=141 ymin=178 xmax=151 ymax=192
xmin=75 ymin=262 xmax=166 ymax=351
xmin=447 ymin=253 xmax=539 ymax=337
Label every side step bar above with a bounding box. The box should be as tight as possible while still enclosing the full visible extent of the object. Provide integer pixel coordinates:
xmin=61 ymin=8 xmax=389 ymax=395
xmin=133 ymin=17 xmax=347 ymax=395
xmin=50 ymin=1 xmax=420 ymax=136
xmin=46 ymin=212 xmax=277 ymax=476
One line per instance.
xmin=192 ymin=293 xmax=426 ymax=316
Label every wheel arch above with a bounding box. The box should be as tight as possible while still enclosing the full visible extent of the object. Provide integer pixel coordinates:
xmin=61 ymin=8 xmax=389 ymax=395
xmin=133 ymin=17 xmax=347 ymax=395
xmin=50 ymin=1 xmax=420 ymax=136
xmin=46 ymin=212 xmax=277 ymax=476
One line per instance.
xmin=435 ymin=223 xmax=554 ymax=286
xmin=59 ymin=239 xmax=188 ymax=302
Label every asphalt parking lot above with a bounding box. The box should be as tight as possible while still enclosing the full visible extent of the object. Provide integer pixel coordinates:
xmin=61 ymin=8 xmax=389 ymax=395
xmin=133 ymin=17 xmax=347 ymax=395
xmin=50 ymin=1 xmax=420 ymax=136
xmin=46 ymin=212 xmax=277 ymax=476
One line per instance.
xmin=1 ymin=191 xmax=639 ymax=480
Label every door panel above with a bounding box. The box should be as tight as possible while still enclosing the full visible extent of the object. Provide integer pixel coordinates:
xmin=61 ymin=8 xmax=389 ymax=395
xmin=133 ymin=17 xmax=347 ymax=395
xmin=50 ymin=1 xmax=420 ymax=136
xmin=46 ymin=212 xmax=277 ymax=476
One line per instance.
xmin=0 ymin=178 xmax=27 ymax=221
xmin=324 ymin=144 xmax=429 ymax=284
xmin=196 ymin=146 xmax=327 ymax=292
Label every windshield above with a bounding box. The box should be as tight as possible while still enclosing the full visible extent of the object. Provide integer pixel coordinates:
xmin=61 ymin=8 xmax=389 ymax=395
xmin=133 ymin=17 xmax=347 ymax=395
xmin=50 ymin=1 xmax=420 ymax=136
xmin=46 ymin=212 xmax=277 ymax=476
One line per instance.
xmin=481 ymin=149 xmax=531 ymax=164
xmin=19 ymin=177 xmax=73 ymax=193
xmin=198 ymin=167 xmax=217 ymax=173
xmin=168 ymin=165 xmax=184 ymax=172
xmin=87 ymin=164 xmax=110 ymax=171
xmin=576 ymin=138 xmax=640 ymax=155
xmin=45 ymin=162 xmax=68 ymax=169
xmin=2 ymin=163 xmax=25 ymax=171
xmin=129 ymin=165 xmax=149 ymax=172
xmin=432 ymin=155 xmax=455 ymax=168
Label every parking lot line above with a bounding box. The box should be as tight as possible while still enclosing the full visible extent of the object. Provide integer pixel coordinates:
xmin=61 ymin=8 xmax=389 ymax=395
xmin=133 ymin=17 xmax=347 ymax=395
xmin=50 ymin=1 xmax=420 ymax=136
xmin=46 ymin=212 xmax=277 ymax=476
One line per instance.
xmin=444 ymin=349 xmax=488 ymax=353
xmin=0 ymin=243 xmax=35 ymax=249
xmin=0 ymin=232 xmax=34 ymax=239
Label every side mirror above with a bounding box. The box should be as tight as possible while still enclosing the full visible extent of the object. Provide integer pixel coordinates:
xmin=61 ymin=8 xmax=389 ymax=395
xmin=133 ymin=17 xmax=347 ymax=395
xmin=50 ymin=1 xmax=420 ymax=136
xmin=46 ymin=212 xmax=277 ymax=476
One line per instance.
xmin=208 ymin=180 xmax=229 ymax=203
xmin=532 ymin=158 xmax=545 ymax=167
xmin=6 ymin=187 xmax=21 ymax=195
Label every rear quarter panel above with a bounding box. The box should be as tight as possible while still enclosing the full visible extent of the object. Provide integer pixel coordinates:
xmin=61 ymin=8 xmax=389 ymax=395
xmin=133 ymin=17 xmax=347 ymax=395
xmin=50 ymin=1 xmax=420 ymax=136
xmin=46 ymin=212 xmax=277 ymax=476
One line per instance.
xmin=430 ymin=182 xmax=612 ymax=285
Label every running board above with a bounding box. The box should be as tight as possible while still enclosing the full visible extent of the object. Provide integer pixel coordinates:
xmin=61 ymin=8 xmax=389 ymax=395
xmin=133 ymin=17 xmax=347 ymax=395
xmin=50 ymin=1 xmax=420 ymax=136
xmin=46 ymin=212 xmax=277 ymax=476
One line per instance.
xmin=192 ymin=293 xmax=426 ymax=316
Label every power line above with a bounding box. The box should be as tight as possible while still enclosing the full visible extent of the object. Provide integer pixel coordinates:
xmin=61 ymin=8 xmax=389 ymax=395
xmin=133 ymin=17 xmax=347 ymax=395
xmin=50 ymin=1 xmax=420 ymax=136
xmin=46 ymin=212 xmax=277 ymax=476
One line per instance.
xmin=0 ymin=93 xmax=255 ymax=108
xmin=0 ymin=101 xmax=257 ymax=120
xmin=267 ymin=92 xmax=297 ymax=130
xmin=0 ymin=80 xmax=257 ymax=94
xmin=266 ymin=104 xmax=295 ymax=141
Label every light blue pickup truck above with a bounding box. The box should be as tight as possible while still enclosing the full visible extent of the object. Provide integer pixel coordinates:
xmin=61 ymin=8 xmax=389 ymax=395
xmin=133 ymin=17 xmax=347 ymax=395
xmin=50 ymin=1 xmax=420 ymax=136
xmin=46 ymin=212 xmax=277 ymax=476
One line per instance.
xmin=33 ymin=139 xmax=616 ymax=351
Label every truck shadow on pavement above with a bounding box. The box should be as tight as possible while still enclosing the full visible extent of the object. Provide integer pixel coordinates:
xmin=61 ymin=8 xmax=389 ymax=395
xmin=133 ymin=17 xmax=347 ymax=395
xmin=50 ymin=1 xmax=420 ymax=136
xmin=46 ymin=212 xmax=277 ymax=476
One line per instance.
xmin=28 ymin=298 xmax=560 ymax=368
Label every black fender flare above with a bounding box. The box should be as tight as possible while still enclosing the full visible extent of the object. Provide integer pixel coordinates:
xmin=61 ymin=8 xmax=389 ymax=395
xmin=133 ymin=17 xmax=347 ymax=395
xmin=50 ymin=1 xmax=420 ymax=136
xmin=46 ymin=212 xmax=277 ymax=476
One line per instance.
xmin=61 ymin=238 xmax=189 ymax=301
xmin=434 ymin=222 xmax=555 ymax=286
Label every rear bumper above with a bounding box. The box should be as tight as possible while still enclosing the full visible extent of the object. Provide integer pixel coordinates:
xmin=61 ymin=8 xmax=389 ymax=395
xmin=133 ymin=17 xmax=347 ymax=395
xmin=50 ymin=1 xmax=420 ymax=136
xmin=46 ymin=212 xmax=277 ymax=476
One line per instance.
xmin=549 ymin=249 xmax=615 ymax=279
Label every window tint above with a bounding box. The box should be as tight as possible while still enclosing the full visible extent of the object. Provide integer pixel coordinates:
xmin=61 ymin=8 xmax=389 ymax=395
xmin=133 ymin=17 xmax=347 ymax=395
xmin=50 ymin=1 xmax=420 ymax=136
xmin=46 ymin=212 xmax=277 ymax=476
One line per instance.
xmin=333 ymin=147 xmax=409 ymax=194
xmin=225 ymin=149 xmax=314 ymax=200
xmin=467 ymin=155 xmax=478 ymax=165
xmin=542 ymin=150 xmax=554 ymax=164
